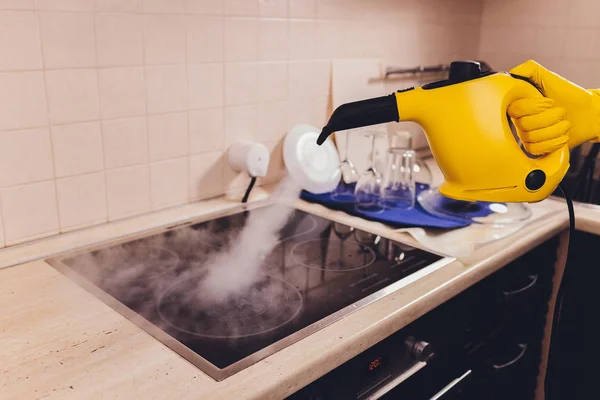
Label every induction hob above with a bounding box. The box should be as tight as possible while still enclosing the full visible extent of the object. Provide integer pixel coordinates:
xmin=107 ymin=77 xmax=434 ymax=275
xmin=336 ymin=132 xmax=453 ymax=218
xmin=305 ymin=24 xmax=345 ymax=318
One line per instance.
xmin=47 ymin=202 xmax=452 ymax=381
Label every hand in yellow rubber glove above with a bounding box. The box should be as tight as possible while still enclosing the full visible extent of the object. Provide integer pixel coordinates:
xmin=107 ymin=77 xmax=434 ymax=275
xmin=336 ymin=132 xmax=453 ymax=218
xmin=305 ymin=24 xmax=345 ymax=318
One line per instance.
xmin=508 ymin=60 xmax=600 ymax=155
xmin=507 ymin=97 xmax=570 ymax=155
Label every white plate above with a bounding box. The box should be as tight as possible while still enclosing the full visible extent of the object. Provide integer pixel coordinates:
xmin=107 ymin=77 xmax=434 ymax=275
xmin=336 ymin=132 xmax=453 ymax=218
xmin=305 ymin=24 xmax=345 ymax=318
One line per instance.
xmin=284 ymin=124 xmax=341 ymax=194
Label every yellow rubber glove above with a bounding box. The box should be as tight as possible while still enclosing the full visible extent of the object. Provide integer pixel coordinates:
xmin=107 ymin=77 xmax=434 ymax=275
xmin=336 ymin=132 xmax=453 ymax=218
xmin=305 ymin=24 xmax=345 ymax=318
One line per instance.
xmin=507 ymin=97 xmax=570 ymax=155
xmin=508 ymin=60 xmax=600 ymax=154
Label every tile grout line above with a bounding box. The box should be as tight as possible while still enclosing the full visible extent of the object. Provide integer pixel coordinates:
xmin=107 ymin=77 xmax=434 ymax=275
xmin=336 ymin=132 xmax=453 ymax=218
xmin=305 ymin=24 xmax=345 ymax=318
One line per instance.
xmin=92 ymin=8 xmax=110 ymax=231
xmin=141 ymin=7 xmax=153 ymax=216
xmin=0 ymin=56 xmax=338 ymax=74
xmin=0 ymin=103 xmax=256 ymax=135
xmin=35 ymin=7 xmax=61 ymax=240
xmin=220 ymin=8 xmax=227 ymax=196
xmin=185 ymin=12 xmax=192 ymax=205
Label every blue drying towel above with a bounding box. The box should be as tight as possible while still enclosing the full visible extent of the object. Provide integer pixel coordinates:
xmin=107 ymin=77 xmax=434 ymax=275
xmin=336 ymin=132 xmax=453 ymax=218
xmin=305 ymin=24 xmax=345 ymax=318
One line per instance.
xmin=301 ymin=183 xmax=471 ymax=229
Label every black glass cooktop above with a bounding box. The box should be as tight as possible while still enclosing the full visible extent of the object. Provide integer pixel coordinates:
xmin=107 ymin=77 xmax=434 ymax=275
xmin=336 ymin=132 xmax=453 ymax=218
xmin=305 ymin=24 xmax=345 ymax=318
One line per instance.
xmin=49 ymin=204 xmax=446 ymax=380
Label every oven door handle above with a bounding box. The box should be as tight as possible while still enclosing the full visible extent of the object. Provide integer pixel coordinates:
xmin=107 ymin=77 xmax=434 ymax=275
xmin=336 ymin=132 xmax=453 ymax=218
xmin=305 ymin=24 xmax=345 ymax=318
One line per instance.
xmin=502 ymin=274 xmax=538 ymax=297
xmin=429 ymin=370 xmax=472 ymax=400
xmin=492 ymin=343 xmax=528 ymax=369
xmin=361 ymin=361 xmax=428 ymax=400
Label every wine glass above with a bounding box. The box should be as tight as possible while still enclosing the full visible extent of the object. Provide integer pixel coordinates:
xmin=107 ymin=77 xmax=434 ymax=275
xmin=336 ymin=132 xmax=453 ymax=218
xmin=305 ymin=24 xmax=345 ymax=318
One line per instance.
xmin=331 ymin=131 xmax=359 ymax=202
xmin=389 ymin=131 xmax=433 ymax=186
xmin=382 ymin=148 xmax=416 ymax=210
xmin=355 ymin=130 xmax=385 ymax=213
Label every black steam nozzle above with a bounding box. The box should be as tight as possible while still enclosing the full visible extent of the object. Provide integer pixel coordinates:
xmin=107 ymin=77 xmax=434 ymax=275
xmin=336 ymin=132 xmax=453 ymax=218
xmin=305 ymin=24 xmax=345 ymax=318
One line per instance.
xmin=316 ymin=94 xmax=399 ymax=145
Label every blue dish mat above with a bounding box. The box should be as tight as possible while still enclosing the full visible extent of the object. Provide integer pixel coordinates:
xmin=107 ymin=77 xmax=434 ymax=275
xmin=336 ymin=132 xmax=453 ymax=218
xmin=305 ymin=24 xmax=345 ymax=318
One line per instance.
xmin=300 ymin=183 xmax=470 ymax=229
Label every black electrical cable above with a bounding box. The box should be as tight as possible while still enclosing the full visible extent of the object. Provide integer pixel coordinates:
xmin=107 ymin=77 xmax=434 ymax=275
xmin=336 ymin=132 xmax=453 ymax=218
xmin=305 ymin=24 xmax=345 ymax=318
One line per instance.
xmin=241 ymin=176 xmax=257 ymax=203
xmin=545 ymin=185 xmax=575 ymax=399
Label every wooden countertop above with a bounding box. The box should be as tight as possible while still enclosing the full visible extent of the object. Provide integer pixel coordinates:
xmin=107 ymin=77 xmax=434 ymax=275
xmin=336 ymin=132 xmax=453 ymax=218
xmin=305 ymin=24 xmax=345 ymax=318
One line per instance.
xmin=0 ymin=190 xmax=581 ymax=400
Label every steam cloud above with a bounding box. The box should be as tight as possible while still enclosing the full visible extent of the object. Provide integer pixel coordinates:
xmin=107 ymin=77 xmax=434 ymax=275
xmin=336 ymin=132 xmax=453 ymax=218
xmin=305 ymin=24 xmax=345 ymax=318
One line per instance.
xmin=69 ymin=178 xmax=303 ymax=337
xmin=195 ymin=178 xmax=301 ymax=304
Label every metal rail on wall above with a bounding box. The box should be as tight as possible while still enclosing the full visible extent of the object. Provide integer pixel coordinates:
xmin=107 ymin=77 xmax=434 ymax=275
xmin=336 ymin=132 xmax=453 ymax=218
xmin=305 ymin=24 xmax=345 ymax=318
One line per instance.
xmin=384 ymin=64 xmax=450 ymax=78
xmin=377 ymin=60 xmax=493 ymax=81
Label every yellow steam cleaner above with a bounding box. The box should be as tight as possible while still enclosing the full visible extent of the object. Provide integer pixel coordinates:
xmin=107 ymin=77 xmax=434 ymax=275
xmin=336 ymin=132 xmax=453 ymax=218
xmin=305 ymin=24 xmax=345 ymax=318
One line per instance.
xmin=316 ymin=61 xmax=570 ymax=203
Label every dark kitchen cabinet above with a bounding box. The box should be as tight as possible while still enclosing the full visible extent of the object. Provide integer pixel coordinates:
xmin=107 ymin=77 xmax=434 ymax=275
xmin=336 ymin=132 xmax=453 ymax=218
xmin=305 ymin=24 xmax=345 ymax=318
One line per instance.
xmin=544 ymin=231 xmax=588 ymax=400
xmin=291 ymin=238 xmax=559 ymax=400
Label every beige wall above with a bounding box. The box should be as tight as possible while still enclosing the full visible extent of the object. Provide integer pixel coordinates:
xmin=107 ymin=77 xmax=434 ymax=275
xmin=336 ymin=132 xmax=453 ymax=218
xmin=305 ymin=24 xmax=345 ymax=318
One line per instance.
xmin=0 ymin=0 xmax=483 ymax=247
xmin=479 ymin=0 xmax=600 ymax=88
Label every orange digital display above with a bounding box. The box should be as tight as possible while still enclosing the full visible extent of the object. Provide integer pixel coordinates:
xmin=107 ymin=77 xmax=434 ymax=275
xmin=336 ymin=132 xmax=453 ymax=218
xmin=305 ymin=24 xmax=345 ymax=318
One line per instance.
xmin=368 ymin=357 xmax=382 ymax=371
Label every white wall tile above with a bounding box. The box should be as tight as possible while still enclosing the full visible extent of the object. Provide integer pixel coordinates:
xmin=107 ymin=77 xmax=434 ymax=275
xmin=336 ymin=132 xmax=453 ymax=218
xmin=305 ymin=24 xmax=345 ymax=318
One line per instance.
xmin=318 ymin=0 xmax=361 ymax=21
xmin=150 ymin=157 xmax=188 ymax=209
xmin=102 ymin=117 xmax=147 ymax=169
xmin=98 ymin=67 xmax=146 ymax=119
xmin=145 ymin=65 xmax=187 ymax=113
xmin=224 ymin=62 xmax=258 ymax=106
xmin=189 ymin=151 xmax=224 ymax=200
xmin=224 ymin=0 xmax=257 ymax=16
xmin=259 ymin=0 xmax=287 ymax=17
xmin=288 ymin=60 xmax=314 ymax=99
xmin=56 ymin=172 xmax=107 ymax=231
xmin=0 ymin=11 xmax=41 ymax=71
xmin=568 ymin=0 xmax=600 ymax=28
xmin=224 ymin=104 xmax=258 ymax=146
xmin=106 ymin=164 xmax=150 ymax=220
xmin=147 ymin=112 xmax=188 ymax=161
xmin=94 ymin=0 xmax=139 ymax=12
xmin=188 ymin=63 xmax=224 ymax=109
xmin=0 ymin=181 xmax=58 ymax=244
xmin=185 ymin=0 xmax=223 ymax=14
xmin=224 ymin=17 xmax=258 ymax=62
xmin=140 ymin=0 xmax=184 ymax=13
xmin=534 ymin=27 xmax=566 ymax=58
xmin=564 ymin=28 xmax=598 ymax=60
xmin=313 ymin=59 xmax=330 ymax=98
xmin=258 ymin=19 xmax=288 ymax=61
xmin=534 ymin=0 xmax=568 ymax=27
xmin=51 ymin=121 xmax=104 ymax=178
xmin=258 ymin=101 xmax=287 ymax=142
xmin=289 ymin=19 xmax=315 ymax=60
xmin=313 ymin=95 xmax=328 ymax=126
xmin=289 ymin=0 xmax=316 ymax=18
xmin=95 ymin=14 xmax=143 ymax=67
xmin=479 ymin=25 xmax=536 ymax=55
xmin=187 ymin=16 xmax=223 ymax=64
xmin=36 ymin=0 xmax=93 ymax=11
xmin=39 ymin=11 xmax=95 ymax=69
xmin=0 ymin=0 xmax=34 ymax=9
xmin=189 ymin=108 xmax=224 ymax=154
xmin=0 ymin=127 xmax=53 ymax=188
xmin=315 ymin=20 xmax=344 ymax=58
xmin=45 ymin=69 xmax=100 ymax=124
xmin=0 ymin=71 xmax=47 ymax=131
xmin=287 ymin=97 xmax=314 ymax=128
xmin=258 ymin=61 xmax=287 ymax=102
xmin=143 ymin=15 xmax=186 ymax=65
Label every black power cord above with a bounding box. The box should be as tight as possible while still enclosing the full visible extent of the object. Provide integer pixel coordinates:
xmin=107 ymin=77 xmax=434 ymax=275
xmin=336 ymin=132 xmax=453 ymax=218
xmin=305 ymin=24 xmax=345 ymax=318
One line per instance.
xmin=545 ymin=185 xmax=575 ymax=400
xmin=241 ymin=176 xmax=257 ymax=203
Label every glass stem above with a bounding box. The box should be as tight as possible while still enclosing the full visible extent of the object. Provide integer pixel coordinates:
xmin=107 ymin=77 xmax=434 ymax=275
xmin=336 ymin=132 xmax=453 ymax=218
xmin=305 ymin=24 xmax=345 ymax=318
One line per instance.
xmin=370 ymin=134 xmax=376 ymax=169
xmin=344 ymin=132 xmax=351 ymax=161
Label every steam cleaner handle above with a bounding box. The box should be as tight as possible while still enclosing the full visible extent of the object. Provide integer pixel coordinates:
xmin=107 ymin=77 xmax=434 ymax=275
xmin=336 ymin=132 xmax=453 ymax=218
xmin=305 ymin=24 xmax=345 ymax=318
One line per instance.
xmin=510 ymin=60 xmax=600 ymax=151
